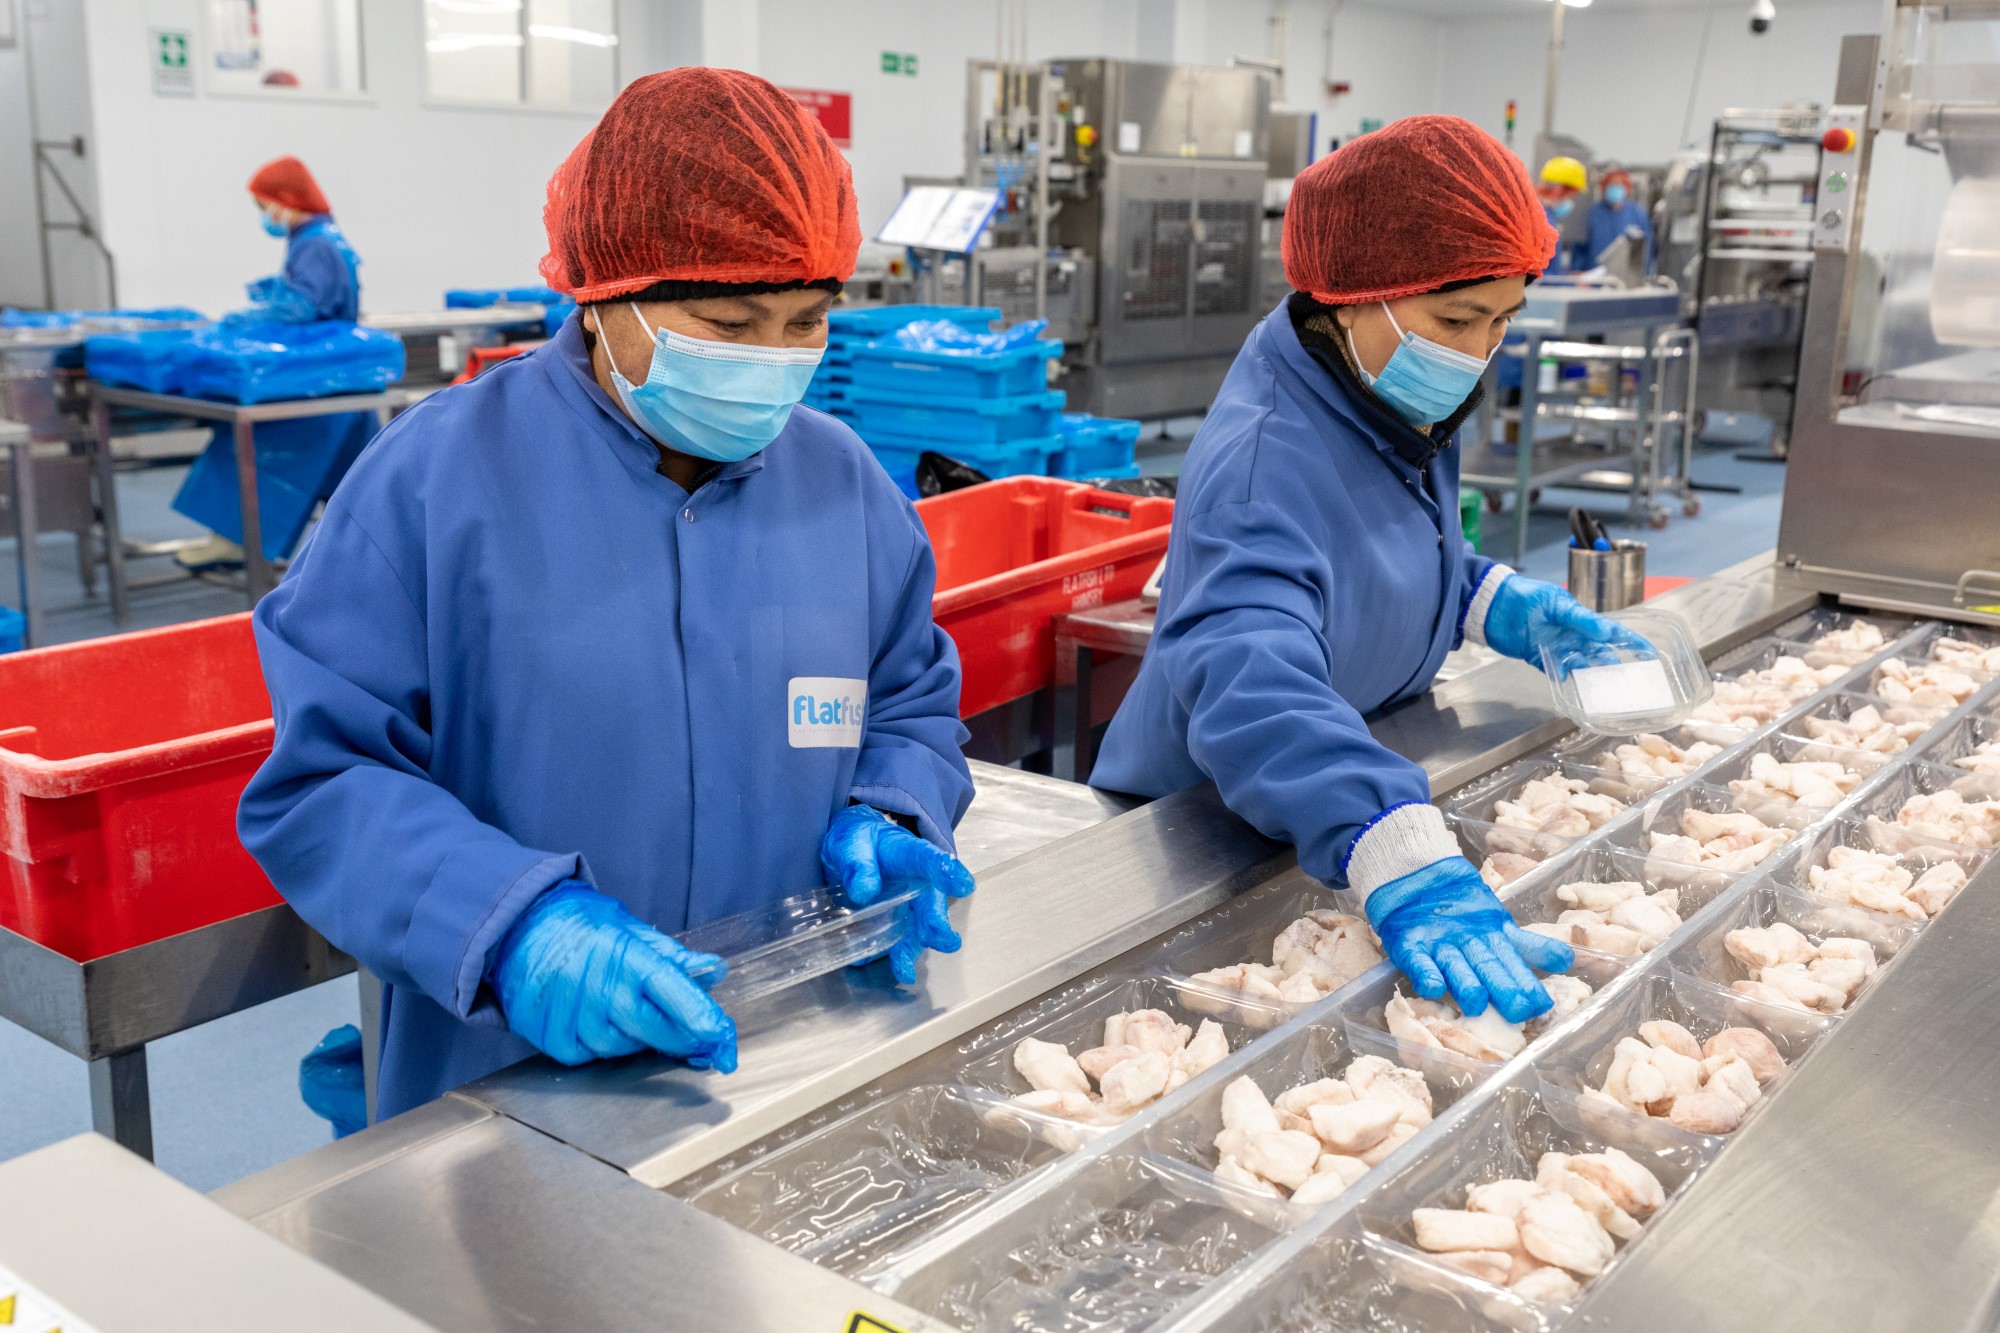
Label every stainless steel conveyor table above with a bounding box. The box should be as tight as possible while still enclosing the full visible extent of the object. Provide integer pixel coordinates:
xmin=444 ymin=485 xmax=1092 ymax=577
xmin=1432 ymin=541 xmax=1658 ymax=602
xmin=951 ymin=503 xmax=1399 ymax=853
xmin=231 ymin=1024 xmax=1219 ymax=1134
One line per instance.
xmin=206 ymin=556 xmax=2000 ymax=1333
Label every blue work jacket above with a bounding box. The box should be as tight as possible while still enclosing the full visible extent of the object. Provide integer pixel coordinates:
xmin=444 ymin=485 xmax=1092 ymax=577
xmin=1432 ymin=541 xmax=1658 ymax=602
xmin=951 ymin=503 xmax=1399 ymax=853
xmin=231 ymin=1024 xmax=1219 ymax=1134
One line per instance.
xmin=239 ymin=314 xmax=974 ymax=1118
xmin=1579 ymin=199 xmax=1656 ymax=272
xmin=283 ymin=215 xmax=361 ymax=321
xmin=1091 ymin=299 xmax=1494 ymax=886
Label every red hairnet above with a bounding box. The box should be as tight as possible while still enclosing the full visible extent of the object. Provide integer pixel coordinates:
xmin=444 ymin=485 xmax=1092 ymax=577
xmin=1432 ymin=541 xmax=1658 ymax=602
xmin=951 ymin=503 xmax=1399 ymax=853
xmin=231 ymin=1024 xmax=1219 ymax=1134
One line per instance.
xmin=1601 ymin=167 xmax=1633 ymax=189
xmin=248 ymin=156 xmax=330 ymax=216
xmin=1282 ymin=115 xmax=1556 ymax=305
xmin=540 ymin=68 xmax=860 ymax=300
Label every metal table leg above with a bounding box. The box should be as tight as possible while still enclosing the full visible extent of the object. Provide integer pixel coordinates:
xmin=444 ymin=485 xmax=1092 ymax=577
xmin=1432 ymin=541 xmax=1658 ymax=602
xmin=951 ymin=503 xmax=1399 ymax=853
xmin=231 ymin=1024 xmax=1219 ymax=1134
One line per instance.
xmin=357 ymin=967 xmax=382 ymax=1129
xmin=231 ymin=415 xmax=274 ymax=603
xmin=1512 ymin=332 xmax=1544 ymax=565
xmin=87 ymin=1047 xmax=153 ymax=1161
xmin=91 ymin=393 xmax=129 ymax=625
xmin=10 ymin=438 xmax=43 ymax=648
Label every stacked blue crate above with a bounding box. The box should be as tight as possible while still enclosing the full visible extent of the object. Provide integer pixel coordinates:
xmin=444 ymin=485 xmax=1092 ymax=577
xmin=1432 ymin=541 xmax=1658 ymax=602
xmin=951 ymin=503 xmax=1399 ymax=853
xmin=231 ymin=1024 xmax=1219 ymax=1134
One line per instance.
xmin=1049 ymin=412 xmax=1143 ymax=480
xmin=804 ymin=305 xmax=1003 ymax=430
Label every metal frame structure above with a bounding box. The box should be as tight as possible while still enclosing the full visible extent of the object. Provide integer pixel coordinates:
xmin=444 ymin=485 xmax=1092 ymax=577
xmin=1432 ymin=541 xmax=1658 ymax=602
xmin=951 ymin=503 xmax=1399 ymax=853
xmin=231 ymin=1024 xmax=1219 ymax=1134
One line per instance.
xmin=1779 ymin=8 xmax=2000 ymax=622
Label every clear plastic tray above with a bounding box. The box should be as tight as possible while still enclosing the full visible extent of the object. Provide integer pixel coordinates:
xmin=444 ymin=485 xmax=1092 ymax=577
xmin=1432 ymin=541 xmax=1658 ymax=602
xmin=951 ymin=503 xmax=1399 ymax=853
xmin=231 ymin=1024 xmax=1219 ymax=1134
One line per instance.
xmin=1608 ymin=782 xmax=1812 ymax=877
xmin=1351 ymin=1083 xmax=1714 ymax=1331
xmin=1446 ymin=813 xmax=1585 ymax=887
xmin=1439 ymin=755 xmax=1665 ymax=825
xmin=1531 ymin=967 xmax=1821 ymax=1141
xmin=1867 ymin=651 xmax=1994 ymax=712
xmin=1142 ymin=1021 xmax=1467 ymax=1206
xmin=678 ymin=886 xmax=916 ymax=1006
xmin=1768 ymin=606 xmax=1919 ymax=657
xmin=1539 ymin=607 xmax=1712 ymax=735
xmin=885 ymin=1150 xmax=1290 ymax=1332
xmin=1924 ymin=710 xmax=2000 ymax=774
xmin=1554 ymin=726 xmax=1737 ymax=788
xmin=1769 ymin=815 xmax=1993 ymax=926
xmin=1155 ymin=880 xmax=1382 ymax=1012
xmin=1694 ymin=734 xmax=1879 ymax=821
xmin=1846 ymin=759 xmax=2000 ymax=852
xmin=1786 ymin=690 xmax=1955 ymax=764
xmin=1334 ymin=952 xmax=1630 ymax=1097
xmin=679 ymin=1084 xmax=1067 ymax=1275
xmin=1504 ymin=843 xmax=1736 ymax=957
xmin=1660 ymin=881 xmax=1920 ymax=1029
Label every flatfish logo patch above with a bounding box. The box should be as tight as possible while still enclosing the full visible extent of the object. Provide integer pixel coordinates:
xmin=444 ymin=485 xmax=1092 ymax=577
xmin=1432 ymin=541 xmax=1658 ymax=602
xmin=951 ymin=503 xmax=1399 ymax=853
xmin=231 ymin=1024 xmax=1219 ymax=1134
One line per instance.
xmin=789 ymin=677 xmax=866 ymax=748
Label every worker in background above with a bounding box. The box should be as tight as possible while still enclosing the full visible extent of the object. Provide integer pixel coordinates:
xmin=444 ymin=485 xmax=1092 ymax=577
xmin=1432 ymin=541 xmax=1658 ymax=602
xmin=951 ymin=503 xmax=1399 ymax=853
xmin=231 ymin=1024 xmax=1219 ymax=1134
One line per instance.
xmin=1535 ymin=156 xmax=1588 ymax=276
xmin=1093 ymin=117 xmax=1649 ymax=1025
xmin=172 ymin=156 xmax=373 ymax=571
xmin=1579 ymin=167 xmax=1657 ymax=273
xmin=240 ymin=70 xmax=977 ymax=1130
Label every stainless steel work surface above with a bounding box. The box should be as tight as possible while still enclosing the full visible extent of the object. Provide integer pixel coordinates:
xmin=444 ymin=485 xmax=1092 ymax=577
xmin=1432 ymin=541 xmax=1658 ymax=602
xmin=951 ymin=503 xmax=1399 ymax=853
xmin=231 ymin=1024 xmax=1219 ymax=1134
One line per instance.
xmin=461 ymin=782 xmax=1289 ymax=1186
xmin=956 ymin=758 xmax=1138 ymax=872
xmin=219 ymin=1100 xmax=948 ymax=1333
xmin=1570 ymin=860 xmax=2000 ymax=1333
xmin=0 ymin=1133 xmax=439 ymax=1332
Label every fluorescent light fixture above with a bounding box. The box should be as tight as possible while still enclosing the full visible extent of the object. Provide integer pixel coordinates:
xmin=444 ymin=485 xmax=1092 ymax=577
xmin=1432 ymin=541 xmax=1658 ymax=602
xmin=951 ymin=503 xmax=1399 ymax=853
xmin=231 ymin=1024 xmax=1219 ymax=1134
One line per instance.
xmin=1542 ymin=0 xmax=1594 ymax=7
xmin=425 ymin=33 xmax=525 ymax=52
xmin=526 ymin=23 xmax=619 ymax=47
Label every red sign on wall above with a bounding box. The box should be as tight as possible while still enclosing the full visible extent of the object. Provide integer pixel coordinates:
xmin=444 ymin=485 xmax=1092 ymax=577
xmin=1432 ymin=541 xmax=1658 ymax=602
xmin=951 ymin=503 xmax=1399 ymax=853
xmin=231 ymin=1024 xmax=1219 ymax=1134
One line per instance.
xmin=783 ymin=87 xmax=853 ymax=148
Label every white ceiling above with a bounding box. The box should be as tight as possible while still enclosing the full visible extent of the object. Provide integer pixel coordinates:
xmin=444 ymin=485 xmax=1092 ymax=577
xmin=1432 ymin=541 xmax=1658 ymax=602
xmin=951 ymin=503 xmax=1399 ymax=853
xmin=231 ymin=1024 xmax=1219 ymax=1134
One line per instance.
xmin=1362 ymin=0 xmax=1781 ymax=16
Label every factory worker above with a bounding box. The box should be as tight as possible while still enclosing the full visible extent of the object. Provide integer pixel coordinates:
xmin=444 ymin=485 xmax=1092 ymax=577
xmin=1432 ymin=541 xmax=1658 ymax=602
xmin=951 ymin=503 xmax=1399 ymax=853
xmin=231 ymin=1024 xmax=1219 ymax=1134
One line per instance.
xmin=1536 ymin=156 xmax=1587 ymax=276
xmin=173 ymin=156 xmax=372 ymax=571
xmin=240 ymin=69 xmax=977 ymax=1125
xmin=1580 ymin=167 xmax=1657 ymax=272
xmin=1093 ymin=117 xmax=1648 ymax=1024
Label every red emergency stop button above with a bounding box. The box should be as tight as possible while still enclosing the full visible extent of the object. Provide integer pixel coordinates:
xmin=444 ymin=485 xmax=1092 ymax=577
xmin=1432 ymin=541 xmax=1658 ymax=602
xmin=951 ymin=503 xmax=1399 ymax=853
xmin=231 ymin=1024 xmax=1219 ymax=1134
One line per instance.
xmin=1822 ymin=127 xmax=1856 ymax=152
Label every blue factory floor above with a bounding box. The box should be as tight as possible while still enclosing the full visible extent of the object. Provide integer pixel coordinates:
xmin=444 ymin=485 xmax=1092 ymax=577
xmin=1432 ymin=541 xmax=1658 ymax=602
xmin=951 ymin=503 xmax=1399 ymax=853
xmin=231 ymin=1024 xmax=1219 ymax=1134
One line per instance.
xmin=0 ymin=436 xmax=1789 ymax=1193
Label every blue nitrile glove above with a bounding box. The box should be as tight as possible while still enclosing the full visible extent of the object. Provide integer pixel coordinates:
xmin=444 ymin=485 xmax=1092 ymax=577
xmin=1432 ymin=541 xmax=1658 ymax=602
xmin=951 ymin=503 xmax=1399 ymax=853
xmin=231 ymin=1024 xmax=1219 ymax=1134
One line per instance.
xmin=1483 ymin=574 xmax=1653 ymax=674
xmin=487 ymin=880 xmax=738 ymax=1072
xmin=299 ymin=1023 xmax=367 ymax=1139
xmin=821 ymin=804 xmax=977 ymax=986
xmin=1364 ymin=856 xmax=1576 ymax=1023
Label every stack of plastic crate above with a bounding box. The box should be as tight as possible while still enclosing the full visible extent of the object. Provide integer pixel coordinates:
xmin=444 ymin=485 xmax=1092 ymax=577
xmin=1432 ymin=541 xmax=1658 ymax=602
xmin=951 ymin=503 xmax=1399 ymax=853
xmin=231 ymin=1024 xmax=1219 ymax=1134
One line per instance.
xmin=840 ymin=317 xmax=1065 ymax=496
xmin=802 ymin=305 xmax=1001 ymax=429
xmin=1049 ymin=412 xmax=1144 ymax=481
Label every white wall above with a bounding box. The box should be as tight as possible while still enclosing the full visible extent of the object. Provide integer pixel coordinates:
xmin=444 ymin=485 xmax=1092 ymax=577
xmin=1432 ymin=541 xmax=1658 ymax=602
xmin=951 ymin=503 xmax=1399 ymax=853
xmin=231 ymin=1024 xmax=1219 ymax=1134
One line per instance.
xmin=0 ymin=34 xmax=43 ymax=307
xmin=1433 ymin=0 xmax=1883 ymax=167
xmin=7 ymin=1 xmax=112 ymax=310
xmin=76 ymin=0 xmax=683 ymax=314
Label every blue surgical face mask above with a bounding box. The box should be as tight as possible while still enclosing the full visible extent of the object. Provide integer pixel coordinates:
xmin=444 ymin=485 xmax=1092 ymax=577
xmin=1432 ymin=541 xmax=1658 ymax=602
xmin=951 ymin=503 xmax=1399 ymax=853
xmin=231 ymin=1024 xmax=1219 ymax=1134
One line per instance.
xmin=1349 ymin=301 xmax=1493 ymax=427
xmin=596 ymin=304 xmax=823 ymax=463
xmin=1604 ymin=183 xmax=1628 ymax=207
xmin=1547 ymin=198 xmax=1574 ymax=221
xmin=260 ymin=211 xmax=288 ymax=238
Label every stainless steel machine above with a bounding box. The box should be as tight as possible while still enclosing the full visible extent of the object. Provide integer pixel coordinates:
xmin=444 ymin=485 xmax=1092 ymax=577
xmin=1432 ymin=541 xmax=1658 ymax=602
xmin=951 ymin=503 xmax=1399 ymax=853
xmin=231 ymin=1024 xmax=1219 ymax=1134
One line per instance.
xmin=952 ymin=58 xmax=1273 ymax=420
xmin=1780 ymin=5 xmax=2000 ymax=623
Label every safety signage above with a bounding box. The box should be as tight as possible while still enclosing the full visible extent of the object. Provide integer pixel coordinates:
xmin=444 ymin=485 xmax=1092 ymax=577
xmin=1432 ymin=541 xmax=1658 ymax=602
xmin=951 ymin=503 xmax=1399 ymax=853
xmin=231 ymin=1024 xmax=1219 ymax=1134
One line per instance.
xmin=150 ymin=27 xmax=193 ymax=97
xmin=782 ymin=87 xmax=853 ymax=148
xmin=880 ymin=51 xmax=918 ymax=76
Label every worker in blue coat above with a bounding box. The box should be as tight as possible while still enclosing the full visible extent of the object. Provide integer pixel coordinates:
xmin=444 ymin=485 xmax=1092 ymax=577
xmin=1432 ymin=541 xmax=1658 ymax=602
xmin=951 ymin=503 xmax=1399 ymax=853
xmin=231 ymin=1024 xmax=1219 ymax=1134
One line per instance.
xmin=240 ymin=70 xmax=977 ymax=1127
xmin=173 ymin=156 xmax=375 ymax=571
xmin=1578 ymin=167 xmax=1657 ymax=273
xmin=1095 ymin=117 xmax=1648 ymax=1024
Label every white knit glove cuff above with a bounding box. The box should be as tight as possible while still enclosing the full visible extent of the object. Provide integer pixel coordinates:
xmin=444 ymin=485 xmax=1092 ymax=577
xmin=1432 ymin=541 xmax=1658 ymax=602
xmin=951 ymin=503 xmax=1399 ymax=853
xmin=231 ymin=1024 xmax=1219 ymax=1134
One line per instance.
xmin=1345 ymin=802 xmax=1463 ymax=908
xmin=1461 ymin=563 xmax=1515 ymax=649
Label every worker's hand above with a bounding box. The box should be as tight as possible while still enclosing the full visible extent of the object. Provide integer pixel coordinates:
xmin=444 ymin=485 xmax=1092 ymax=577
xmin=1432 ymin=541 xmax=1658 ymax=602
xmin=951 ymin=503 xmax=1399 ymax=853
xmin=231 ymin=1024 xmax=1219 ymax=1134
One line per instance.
xmin=487 ymin=881 xmax=737 ymax=1072
xmin=1365 ymin=856 xmax=1574 ymax=1023
xmin=240 ymin=275 xmax=318 ymax=324
xmin=821 ymin=804 xmax=976 ymax=985
xmin=1483 ymin=574 xmax=1653 ymax=674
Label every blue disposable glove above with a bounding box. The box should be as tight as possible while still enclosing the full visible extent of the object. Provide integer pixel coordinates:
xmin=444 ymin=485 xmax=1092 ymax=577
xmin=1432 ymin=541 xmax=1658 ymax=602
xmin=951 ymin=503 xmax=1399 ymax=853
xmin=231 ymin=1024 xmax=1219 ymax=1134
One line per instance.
xmin=821 ymin=804 xmax=976 ymax=986
xmin=488 ymin=881 xmax=737 ymax=1072
xmin=299 ymin=1023 xmax=367 ymax=1139
xmin=1483 ymin=574 xmax=1653 ymax=674
xmin=242 ymin=275 xmax=317 ymax=324
xmin=1364 ymin=856 xmax=1576 ymax=1023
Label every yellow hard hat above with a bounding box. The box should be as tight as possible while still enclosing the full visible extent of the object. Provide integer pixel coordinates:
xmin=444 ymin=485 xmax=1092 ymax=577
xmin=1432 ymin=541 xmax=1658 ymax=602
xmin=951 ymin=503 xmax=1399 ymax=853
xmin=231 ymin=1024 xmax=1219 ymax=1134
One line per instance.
xmin=1540 ymin=156 xmax=1588 ymax=192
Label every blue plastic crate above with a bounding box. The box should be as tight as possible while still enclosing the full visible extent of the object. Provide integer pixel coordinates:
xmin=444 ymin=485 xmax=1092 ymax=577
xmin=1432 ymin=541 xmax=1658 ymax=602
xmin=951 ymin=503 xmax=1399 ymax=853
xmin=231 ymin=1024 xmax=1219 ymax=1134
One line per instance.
xmin=865 ymin=436 xmax=1060 ymax=498
xmin=1051 ymin=413 xmax=1142 ymax=478
xmin=0 ymin=605 xmax=22 ymax=654
xmin=828 ymin=305 xmax=1002 ymax=338
xmin=847 ymin=388 xmax=1065 ymax=445
xmin=847 ymin=338 xmax=1060 ymax=400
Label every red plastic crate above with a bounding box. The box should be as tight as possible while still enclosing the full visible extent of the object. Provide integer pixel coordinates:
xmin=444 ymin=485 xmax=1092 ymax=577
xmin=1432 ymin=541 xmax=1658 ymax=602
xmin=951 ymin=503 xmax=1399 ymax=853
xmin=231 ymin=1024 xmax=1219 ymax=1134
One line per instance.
xmin=0 ymin=613 xmax=278 ymax=961
xmin=920 ymin=477 xmax=1172 ymax=715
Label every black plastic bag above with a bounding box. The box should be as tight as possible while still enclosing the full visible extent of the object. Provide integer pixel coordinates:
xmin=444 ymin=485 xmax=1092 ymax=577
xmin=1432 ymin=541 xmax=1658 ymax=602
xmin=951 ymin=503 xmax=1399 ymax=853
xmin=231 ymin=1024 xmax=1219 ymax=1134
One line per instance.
xmin=916 ymin=451 xmax=992 ymax=497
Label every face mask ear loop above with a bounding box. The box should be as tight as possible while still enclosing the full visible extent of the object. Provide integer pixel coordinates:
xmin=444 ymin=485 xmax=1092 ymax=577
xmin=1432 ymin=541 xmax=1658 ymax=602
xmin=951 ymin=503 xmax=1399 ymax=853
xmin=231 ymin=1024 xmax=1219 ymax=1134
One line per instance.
xmin=1345 ymin=322 xmax=1374 ymax=386
xmin=594 ymin=304 xmax=642 ymax=387
xmin=1380 ymin=300 xmax=1411 ymax=344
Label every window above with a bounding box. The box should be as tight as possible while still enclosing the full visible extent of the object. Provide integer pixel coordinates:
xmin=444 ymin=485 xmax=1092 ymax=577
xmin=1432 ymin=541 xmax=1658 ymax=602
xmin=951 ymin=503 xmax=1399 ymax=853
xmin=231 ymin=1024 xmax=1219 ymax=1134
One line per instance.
xmin=424 ymin=0 xmax=618 ymax=110
xmin=203 ymin=0 xmax=367 ymax=98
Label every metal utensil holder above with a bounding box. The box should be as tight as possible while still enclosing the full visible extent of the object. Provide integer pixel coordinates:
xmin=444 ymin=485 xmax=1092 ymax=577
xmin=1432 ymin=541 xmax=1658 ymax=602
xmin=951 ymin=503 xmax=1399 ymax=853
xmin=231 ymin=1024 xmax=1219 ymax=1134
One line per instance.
xmin=1569 ymin=539 xmax=1647 ymax=612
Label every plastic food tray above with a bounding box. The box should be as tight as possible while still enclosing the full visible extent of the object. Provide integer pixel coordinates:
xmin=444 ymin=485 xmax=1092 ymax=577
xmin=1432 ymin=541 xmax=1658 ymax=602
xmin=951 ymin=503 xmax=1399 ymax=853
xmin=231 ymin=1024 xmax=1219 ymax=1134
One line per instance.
xmin=678 ymin=886 xmax=916 ymax=1006
xmin=1540 ymin=607 xmax=1712 ymax=735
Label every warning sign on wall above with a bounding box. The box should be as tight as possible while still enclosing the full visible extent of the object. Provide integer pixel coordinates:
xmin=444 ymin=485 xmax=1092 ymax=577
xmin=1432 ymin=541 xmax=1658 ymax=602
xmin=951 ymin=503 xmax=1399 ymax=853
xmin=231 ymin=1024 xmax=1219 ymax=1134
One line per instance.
xmin=782 ymin=87 xmax=853 ymax=148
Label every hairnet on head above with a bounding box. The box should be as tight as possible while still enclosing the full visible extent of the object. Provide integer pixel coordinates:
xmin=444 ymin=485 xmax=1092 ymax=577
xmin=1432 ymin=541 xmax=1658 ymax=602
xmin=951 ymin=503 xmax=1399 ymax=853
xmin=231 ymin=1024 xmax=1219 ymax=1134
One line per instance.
xmin=249 ymin=156 xmax=331 ymax=215
xmin=1600 ymin=166 xmax=1633 ymax=190
xmin=540 ymin=68 xmax=861 ymax=301
xmin=1282 ymin=116 xmax=1557 ymax=305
